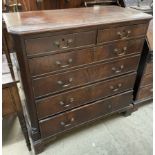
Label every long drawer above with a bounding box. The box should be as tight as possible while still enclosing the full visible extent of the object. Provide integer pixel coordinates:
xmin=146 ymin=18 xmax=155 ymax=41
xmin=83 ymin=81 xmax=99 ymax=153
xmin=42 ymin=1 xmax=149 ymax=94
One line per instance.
xmin=36 ymin=73 xmax=136 ymax=119
xmin=29 ymin=38 xmax=144 ymax=76
xmin=97 ymin=23 xmax=148 ymax=43
xmin=25 ymin=30 xmax=96 ymax=56
xmin=137 ymin=85 xmax=153 ymax=100
xmin=33 ymin=55 xmax=139 ymax=98
xmin=39 ymin=91 xmax=133 ymax=138
xmin=140 ymin=73 xmax=153 ymax=87
xmin=29 ymin=48 xmax=94 ymax=76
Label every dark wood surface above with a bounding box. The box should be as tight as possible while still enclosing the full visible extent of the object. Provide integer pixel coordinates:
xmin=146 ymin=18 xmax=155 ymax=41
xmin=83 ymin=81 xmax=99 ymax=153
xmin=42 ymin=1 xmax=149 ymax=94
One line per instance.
xmin=3 ymin=6 xmax=152 ymax=154
xmin=134 ymin=60 xmax=153 ymax=102
xmin=137 ymin=85 xmax=153 ymax=100
xmin=2 ymin=54 xmax=31 ymax=150
xmin=133 ymin=19 xmax=153 ymax=106
xmin=122 ymin=1 xmax=153 ymax=107
xmin=97 ymin=23 xmax=148 ymax=43
xmin=25 ymin=30 xmax=96 ymax=56
xmin=140 ymin=73 xmax=153 ymax=86
xmin=3 ymin=6 xmax=151 ymax=34
xmin=29 ymin=48 xmax=94 ymax=76
xmin=33 ymin=56 xmax=139 ymax=98
xmin=28 ymin=42 xmax=142 ymax=77
xmin=40 ymin=91 xmax=133 ymax=138
xmin=2 ymin=85 xmax=31 ymax=151
xmin=37 ymin=73 xmax=136 ymax=120
xmin=2 ymin=88 xmax=15 ymax=115
xmin=95 ymin=38 xmax=144 ymax=61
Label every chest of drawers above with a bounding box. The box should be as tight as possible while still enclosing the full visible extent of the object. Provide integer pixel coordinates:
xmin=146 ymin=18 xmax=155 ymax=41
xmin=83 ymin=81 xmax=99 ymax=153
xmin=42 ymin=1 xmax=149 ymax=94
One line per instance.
xmin=133 ymin=19 xmax=153 ymax=107
xmin=3 ymin=6 xmax=152 ymax=154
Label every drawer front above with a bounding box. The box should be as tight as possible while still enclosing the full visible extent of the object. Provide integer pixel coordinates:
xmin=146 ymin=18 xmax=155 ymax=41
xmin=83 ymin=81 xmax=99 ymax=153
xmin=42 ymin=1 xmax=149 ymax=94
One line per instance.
xmin=29 ymin=48 xmax=94 ymax=76
xmin=140 ymin=73 xmax=153 ymax=87
xmin=39 ymin=91 xmax=133 ymax=138
xmin=29 ymin=38 xmax=143 ymax=77
xmin=37 ymin=73 xmax=136 ymax=119
xmin=98 ymin=23 xmax=148 ymax=43
xmin=25 ymin=31 xmax=96 ymax=56
xmin=33 ymin=56 xmax=139 ymax=98
xmin=137 ymin=85 xmax=153 ymax=100
xmin=95 ymin=38 xmax=144 ymax=61
xmin=144 ymin=62 xmax=153 ymax=75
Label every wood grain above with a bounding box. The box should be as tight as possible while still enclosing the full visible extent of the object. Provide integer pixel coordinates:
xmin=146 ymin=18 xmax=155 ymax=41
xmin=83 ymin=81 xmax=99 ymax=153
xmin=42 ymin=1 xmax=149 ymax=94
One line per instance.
xmin=39 ymin=91 xmax=133 ymax=138
xmin=3 ymin=6 xmax=152 ymax=34
xmin=3 ymin=6 xmax=151 ymax=154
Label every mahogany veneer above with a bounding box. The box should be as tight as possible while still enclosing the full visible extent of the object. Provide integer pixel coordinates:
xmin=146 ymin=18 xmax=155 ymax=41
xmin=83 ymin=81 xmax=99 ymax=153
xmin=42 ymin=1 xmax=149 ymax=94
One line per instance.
xmin=3 ymin=6 xmax=152 ymax=154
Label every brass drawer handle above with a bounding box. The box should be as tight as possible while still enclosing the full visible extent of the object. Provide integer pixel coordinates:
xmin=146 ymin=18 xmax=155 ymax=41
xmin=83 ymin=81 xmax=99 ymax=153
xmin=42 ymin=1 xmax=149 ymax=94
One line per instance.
xmin=117 ymin=30 xmax=131 ymax=39
xmin=57 ymin=78 xmax=73 ymax=88
xmin=112 ymin=65 xmax=124 ymax=73
xmin=59 ymin=98 xmax=74 ymax=108
xmin=60 ymin=117 xmax=75 ymax=127
xmin=56 ymin=58 xmax=73 ymax=68
xmin=114 ymin=47 xmax=127 ymax=56
xmin=54 ymin=38 xmax=73 ymax=49
xmin=110 ymin=83 xmax=122 ymax=92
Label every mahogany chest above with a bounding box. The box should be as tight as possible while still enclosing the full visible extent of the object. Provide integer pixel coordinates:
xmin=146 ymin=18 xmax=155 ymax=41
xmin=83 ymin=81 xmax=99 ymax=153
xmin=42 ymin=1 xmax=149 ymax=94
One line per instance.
xmin=134 ymin=19 xmax=153 ymax=106
xmin=3 ymin=6 xmax=152 ymax=154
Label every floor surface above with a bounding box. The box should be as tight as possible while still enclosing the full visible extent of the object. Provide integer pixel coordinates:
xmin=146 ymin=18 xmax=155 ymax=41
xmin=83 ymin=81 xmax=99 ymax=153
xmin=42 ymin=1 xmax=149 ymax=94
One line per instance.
xmin=2 ymin=103 xmax=153 ymax=155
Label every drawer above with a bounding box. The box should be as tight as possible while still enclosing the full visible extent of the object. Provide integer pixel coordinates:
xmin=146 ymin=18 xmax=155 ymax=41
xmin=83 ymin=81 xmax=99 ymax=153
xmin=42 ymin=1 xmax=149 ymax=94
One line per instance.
xmin=29 ymin=48 xmax=94 ymax=76
xmin=144 ymin=62 xmax=153 ymax=75
xmin=36 ymin=73 xmax=136 ymax=119
xmin=95 ymin=38 xmax=144 ymax=61
xmin=25 ymin=31 xmax=96 ymax=56
xmin=140 ymin=73 xmax=153 ymax=87
xmin=39 ymin=91 xmax=133 ymax=138
xmin=97 ymin=23 xmax=148 ymax=43
xmin=137 ymin=85 xmax=153 ymax=100
xmin=33 ymin=55 xmax=139 ymax=98
xmin=29 ymin=38 xmax=144 ymax=77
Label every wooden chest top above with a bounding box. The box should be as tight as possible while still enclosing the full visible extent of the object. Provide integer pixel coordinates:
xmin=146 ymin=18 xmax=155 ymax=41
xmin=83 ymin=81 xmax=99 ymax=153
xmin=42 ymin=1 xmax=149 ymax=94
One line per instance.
xmin=3 ymin=6 xmax=152 ymax=34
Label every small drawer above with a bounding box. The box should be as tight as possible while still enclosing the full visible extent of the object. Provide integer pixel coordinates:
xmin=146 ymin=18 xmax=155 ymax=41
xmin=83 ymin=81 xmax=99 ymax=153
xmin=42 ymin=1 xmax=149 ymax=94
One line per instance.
xmin=144 ymin=62 xmax=153 ymax=75
xmin=33 ymin=56 xmax=139 ymax=98
xmin=140 ymin=73 xmax=153 ymax=87
xmin=137 ymin=85 xmax=153 ymax=100
xmin=36 ymin=73 xmax=136 ymax=119
xmin=25 ymin=31 xmax=96 ymax=56
xmin=29 ymin=48 xmax=94 ymax=76
xmin=39 ymin=91 xmax=133 ymax=138
xmin=97 ymin=23 xmax=148 ymax=43
xmin=95 ymin=38 xmax=144 ymax=61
